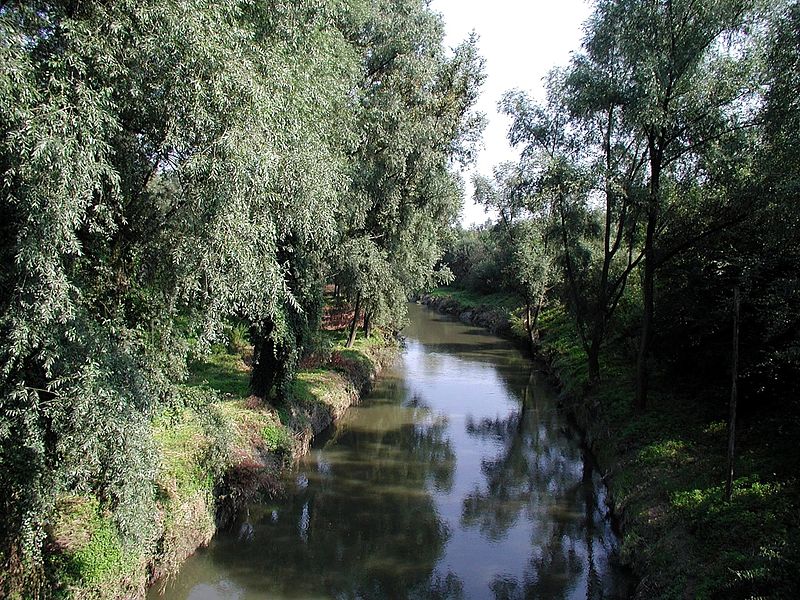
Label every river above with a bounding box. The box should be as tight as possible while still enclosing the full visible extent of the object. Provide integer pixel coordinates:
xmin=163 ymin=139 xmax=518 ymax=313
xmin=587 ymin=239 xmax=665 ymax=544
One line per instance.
xmin=149 ymin=303 xmax=632 ymax=599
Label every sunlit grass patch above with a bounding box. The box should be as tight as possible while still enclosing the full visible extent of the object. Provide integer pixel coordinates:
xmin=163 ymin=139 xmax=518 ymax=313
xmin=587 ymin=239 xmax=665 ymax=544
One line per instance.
xmin=638 ymin=439 xmax=694 ymax=466
xmin=187 ymin=345 xmax=250 ymax=399
xmin=291 ymin=370 xmax=353 ymax=413
xmin=429 ymin=286 xmax=520 ymax=311
xmin=152 ymin=409 xmax=225 ymax=500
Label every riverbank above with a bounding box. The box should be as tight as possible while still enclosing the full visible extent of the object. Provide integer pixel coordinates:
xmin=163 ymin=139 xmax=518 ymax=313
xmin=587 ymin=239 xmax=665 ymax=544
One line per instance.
xmin=420 ymin=288 xmax=799 ymax=599
xmin=45 ymin=329 xmax=396 ymax=600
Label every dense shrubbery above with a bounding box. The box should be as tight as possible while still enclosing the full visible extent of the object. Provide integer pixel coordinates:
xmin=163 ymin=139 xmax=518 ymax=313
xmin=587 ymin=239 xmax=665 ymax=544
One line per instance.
xmin=449 ymin=0 xmax=800 ymax=429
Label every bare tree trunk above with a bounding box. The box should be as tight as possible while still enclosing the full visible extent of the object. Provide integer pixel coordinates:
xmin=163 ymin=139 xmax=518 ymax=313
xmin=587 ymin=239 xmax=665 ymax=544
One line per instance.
xmin=531 ymin=281 xmax=546 ymax=337
xmin=725 ymin=284 xmax=740 ymax=502
xmin=635 ymin=139 xmax=662 ymax=411
xmin=251 ymin=319 xmax=282 ymax=399
xmin=363 ymin=310 xmax=372 ymax=339
xmin=525 ymin=296 xmax=534 ymax=352
xmin=635 ymin=219 xmax=655 ymax=410
xmin=588 ymin=340 xmax=601 ymax=387
xmin=346 ymin=293 xmax=361 ymax=348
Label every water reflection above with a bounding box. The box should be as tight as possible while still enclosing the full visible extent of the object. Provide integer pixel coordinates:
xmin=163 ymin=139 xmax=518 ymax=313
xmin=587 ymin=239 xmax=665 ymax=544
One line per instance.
xmin=150 ymin=304 xmax=631 ymax=600
xmin=457 ymin=371 xmax=628 ymax=600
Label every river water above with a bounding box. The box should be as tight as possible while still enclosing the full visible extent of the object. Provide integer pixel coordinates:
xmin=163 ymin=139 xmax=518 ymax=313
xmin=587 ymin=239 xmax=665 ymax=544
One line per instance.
xmin=150 ymin=303 xmax=632 ymax=599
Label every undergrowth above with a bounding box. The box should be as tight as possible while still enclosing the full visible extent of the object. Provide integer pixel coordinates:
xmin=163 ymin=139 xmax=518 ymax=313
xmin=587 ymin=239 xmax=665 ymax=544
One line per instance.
xmin=45 ymin=328 xmax=394 ymax=598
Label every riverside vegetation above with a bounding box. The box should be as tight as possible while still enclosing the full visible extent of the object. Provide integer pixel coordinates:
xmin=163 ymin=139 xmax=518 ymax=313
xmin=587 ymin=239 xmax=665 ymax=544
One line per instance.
xmin=53 ymin=322 xmax=395 ymax=599
xmin=424 ymin=289 xmax=799 ymax=598
xmin=430 ymin=1 xmax=800 ymax=596
xmin=3 ymin=0 xmax=800 ymax=599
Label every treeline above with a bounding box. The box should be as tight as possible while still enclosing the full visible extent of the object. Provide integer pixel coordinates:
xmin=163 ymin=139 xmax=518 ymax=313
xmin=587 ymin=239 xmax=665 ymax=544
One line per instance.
xmin=449 ymin=0 xmax=799 ymax=416
xmin=0 ymin=1 xmax=482 ymax=595
xmin=445 ymin=3 xmax=800 ymax=593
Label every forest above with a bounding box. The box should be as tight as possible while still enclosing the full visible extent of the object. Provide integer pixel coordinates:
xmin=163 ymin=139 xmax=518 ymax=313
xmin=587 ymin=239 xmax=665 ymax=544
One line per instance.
xmin=1 ymin=0 xmax=799 ymax=598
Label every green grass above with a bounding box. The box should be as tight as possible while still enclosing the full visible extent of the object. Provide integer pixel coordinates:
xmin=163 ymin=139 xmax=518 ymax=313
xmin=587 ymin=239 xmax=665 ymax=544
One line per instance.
xmin=49 ymin=496 xmax=137 ymax=599
xmin=152 ymin=409 xmax=224 ymax=499
xmin=533 ymin=303 xmax=800 ymax=599
xmin=428 ymin=286 xmax=521 ymax=311
xmin=187 ymin=345 xmax=250 ymax=399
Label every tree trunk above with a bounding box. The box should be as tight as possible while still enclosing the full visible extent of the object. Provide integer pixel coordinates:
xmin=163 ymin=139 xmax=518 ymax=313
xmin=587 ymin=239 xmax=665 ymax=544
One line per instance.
xmin=531 ymin=281 xmax=546 ymax=337
xmin=725 ymin=284 xmax=740 ymax=502
xmin=635 ymin=139 xmax=662 ymax=411
xmin=525 ymin=297 xmax=534 ymax=352
xmin=635 ymin=219 xmax=656 ymax=410
xmin=251 ymin=319 xmax=280 ymax=399
xmin=587 ymin=340 xmax=601 ymax=387
xmin=364 ymin=310 xmax=372 ymax=339
xmin=346 ymin=293 xmax=361 ymax=348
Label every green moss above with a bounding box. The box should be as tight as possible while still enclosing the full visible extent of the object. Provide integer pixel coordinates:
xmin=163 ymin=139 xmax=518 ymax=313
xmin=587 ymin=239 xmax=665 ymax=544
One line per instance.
xmin=261 ymin=424 xmax=292 ymax=454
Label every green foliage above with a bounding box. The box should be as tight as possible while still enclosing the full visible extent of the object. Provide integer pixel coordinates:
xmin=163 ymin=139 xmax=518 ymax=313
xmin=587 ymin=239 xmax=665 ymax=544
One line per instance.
xmin=1 ymin=0 xmax=477 ymax=593
xmin=333 ymin=0 xmax=485 ymax=335
xmin=530 ymin=290 xmax=800 ymax=598
xmin=153 ymin=404 xmax=232 ymax=502
xmin=260 ymin=425 xmax=292 ymax=456
xmin=440 ymin=0 xmax=800 ymax=595
xmin=48 ymin=497 xmax=136 ymax=598
xmin=427 ymin=287 xmax=520 ymax=311
xmin=225 ymin=323 xmax=251 ymax=356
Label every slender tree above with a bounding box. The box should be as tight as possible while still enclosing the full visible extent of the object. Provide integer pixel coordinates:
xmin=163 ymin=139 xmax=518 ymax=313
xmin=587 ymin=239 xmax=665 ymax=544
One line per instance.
xmin=585 ymin=0 xmax=762 ymax=408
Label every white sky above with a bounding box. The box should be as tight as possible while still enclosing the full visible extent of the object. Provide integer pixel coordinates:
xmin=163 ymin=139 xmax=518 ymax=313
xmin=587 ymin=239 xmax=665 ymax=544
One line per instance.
xmin=429 ymin=0 xmax=592 ymax=227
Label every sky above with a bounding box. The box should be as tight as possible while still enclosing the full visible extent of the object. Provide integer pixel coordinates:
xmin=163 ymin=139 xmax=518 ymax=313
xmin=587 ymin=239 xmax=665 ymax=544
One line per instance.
xmin=428 ymin=0 xmax=592 ymax=227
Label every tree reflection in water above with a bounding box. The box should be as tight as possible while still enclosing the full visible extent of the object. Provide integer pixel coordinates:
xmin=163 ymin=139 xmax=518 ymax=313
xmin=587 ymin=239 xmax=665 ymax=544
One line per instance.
xmin=151 ymin=305 xmax=632 ymax=600
xmin=205 ymin=374 xmax=462 ymax=599
xmin=463 ymin=371 xmax=628 ymax=599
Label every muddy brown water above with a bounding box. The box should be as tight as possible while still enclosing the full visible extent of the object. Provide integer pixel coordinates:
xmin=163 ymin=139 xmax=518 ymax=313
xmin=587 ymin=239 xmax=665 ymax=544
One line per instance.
xmin=149 ymin=303 xmax=633 ymax=600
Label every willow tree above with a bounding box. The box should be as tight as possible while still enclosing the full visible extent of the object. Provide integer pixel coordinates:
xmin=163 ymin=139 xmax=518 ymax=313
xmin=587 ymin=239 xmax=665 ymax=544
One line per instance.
xmin=337 ymin=0 xmax=485 ymax=345
xmin=562 ymin=39 xmax=649 ymax=385
xmin=0 ymin=0 xmax=359 ymax=593
xmin=473 ymin=162 xmax=556 ymax=350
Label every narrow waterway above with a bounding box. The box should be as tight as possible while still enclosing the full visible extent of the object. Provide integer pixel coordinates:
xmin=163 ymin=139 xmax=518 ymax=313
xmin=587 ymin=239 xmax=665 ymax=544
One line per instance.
xmin=150 ymin=303 xmax=632 ymax=600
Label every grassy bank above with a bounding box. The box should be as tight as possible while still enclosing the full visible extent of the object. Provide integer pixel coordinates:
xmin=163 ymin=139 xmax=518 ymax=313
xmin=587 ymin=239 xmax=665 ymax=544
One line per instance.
xmin=45 ymin=329 xmax=395 ymax=599
xmin=423 ymin=287 xmax=800 ymax=599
